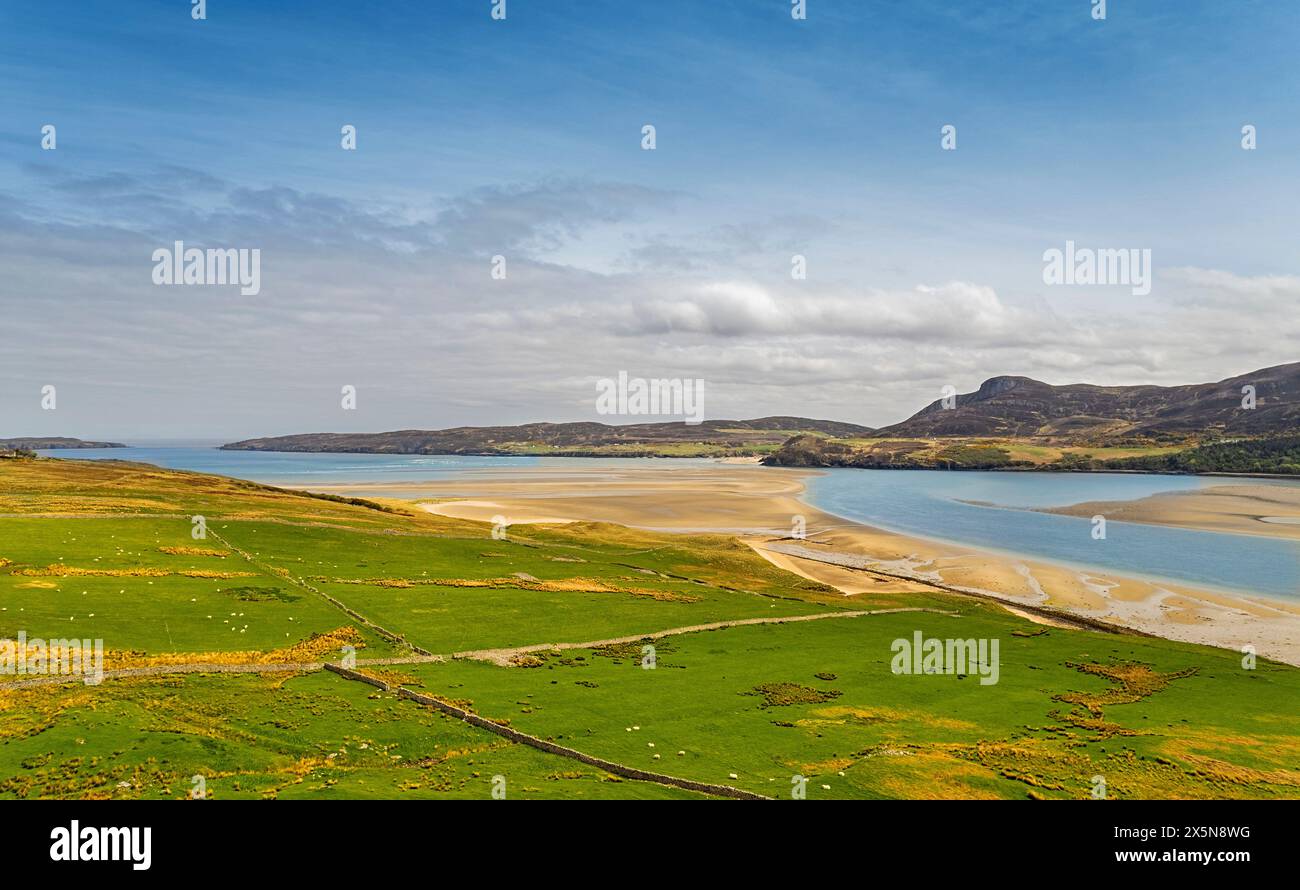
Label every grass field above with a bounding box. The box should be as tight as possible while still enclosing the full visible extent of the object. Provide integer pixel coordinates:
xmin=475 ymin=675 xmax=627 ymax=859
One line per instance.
xmin=833 ymin=437 xmax=1183 ymax=467
xmin=1 ymin=456 xmax=1297 ymax=799
xmin=396 ymin=613 xmax=1300 ymax=799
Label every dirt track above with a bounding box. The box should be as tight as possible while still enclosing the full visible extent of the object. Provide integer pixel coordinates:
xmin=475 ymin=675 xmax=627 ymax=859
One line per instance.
xmin=0 ymin=606 xmax=956 ymax=689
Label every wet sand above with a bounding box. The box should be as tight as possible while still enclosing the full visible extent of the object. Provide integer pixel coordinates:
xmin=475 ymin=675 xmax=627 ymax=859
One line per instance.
xmin=1046 ymin=482 xmax=1300 ymax=541
xmin=300 ymin=466 xmax=1300 ymax=666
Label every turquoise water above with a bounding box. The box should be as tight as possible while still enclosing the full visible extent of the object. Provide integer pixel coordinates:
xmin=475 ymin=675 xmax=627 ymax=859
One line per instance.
xmin=40 ymin=447 xmax=1300 ymax=600
xmin=804 ymin=469 xmax=1300 ymax=600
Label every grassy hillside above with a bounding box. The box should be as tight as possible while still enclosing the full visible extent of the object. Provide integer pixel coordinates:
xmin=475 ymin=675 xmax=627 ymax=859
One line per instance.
xmin=875 ymin=362 xmax=1300 ymax=439
xmin=764 ymin=435 xmax=1185 ymax=471
xmin=0 ymin=438 xmax=124 ymax=451
xmin=764 ymin=433 xmax=1300 ymax=475
xmin=1097 ymin=435 xmax=1300 ymax=475
xmin=221 ymin=417 xmax=874 ymax=458
xmin=1 ymin=457 xmax=1297 ymax=799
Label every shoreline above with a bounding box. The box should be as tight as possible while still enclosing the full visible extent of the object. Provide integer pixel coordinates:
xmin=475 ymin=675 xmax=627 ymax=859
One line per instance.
xmin=295 ymin=464 xmax=1300 ymax=667
xmin=802 ymin=495 xmax=1294 ymax=602
xmin=209 ymin=445 xmax=1300 ymax=479
xmin=95 ymin=443 xmax=1297 ymax=479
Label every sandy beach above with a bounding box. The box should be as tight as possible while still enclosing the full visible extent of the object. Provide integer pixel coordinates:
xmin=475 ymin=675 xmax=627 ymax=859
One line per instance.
xmin=1046 ymin=482 xmax=1300 ymax=541
xmin=301 ymin=466 xmax=1300 ymax=666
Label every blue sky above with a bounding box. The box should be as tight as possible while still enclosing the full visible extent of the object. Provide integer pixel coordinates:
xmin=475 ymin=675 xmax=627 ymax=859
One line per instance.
xmin=3 ymin=1 xmax=1299 ymax=438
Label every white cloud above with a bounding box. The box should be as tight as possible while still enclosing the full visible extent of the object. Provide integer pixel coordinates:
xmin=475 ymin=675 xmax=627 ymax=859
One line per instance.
xmin=2 ymin=170 xmax=1296 ymax=438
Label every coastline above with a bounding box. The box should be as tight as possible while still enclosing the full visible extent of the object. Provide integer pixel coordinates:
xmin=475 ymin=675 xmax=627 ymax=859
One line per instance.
xmin=212 ymin=445 xmax=1300 ymax=478
xmin=296 ymin=464 xmax=1300 ymax=667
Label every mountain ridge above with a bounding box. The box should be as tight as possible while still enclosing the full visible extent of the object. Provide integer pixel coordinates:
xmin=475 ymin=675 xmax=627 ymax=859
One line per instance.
xmin=875 ymin=362 xmax=1300 ymax=440
xmin=221 ymin=416 xmax=874 ymax=456
xmin=219 ymin=363 xmax=1300 ymax=459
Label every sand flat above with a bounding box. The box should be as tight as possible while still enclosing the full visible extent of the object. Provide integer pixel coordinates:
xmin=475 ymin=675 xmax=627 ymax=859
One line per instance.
xmin=422 ymin=499 xmax=575 ymax=525
xmin=1045 ymin=483 xmax=1300 ymax=540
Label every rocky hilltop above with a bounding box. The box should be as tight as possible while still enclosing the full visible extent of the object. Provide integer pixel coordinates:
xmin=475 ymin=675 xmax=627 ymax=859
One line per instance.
xmin=873 ymin=363 xmax=1300 ymax=439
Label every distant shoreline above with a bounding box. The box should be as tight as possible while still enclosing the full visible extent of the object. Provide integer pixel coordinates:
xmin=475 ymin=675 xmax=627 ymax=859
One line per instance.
xmin=3 ymin=438 xmax=125 ymax=450
xmin=40 ymin=442 xmax=1300 ymax=479
xmin=215 ymin=443 xmax=1300 ymax=478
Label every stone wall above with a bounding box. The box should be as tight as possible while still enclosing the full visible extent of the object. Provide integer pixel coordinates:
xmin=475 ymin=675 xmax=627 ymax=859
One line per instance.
xmin=323 ymin=663 xmax=769 ymax=800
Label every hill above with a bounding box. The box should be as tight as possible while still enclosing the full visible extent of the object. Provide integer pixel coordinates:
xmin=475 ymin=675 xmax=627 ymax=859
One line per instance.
xmin=0 ymin=437 xmax=124 ymax=451
xmin=764 ymin=362 xmax=1300 ymax=473
xmin=763 ymin=435 xmax=1030 ymax=470
xmin=874 ymin=362 xmax=1300 ymax=440
xmin=762 ymin=433 xmax=1300 ymax=474
xmin=221 ymin=417 xmax=874 ymax=457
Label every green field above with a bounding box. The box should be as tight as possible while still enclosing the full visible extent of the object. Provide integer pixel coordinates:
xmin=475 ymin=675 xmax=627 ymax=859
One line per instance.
xmin=770 ymin=434 xmax=1300 ymax=475
xmin=796 ymin=437 xmax=1184 ymax=470
xmin=1 ymin=456 xmax=1297 ymax=799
